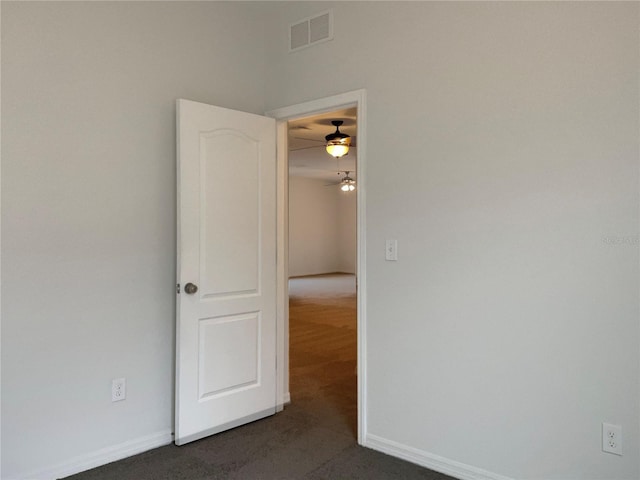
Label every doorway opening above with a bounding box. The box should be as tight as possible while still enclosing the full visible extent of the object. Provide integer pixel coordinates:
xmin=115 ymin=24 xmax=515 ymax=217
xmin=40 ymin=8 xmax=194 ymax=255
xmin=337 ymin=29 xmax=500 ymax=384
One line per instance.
xmin=287 ymin=108 xmax=358 ymax=437
xmin=267 ymin=89 xmax=367 ymax=444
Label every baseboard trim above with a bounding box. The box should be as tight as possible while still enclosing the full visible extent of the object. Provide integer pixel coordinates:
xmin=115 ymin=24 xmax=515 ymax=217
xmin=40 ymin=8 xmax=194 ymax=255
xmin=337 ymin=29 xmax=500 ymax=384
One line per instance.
xmin=18 ymin=429 xmax=173 ymax=480
xmin=365 ymin=433 xmax=514 ymax=480
xmin=284 ymin=391 xmax=291 ymax=405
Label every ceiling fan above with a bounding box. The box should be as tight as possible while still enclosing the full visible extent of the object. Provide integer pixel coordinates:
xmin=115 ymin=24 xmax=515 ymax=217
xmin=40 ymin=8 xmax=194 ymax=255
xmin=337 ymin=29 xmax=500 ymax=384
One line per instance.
xmin=325 ymin=171 xmax=356 ymax=192
xmin=288 ymin=121 xmax=356 ymax=152
xmin=324 ymin=120 xmax=351 ymax=158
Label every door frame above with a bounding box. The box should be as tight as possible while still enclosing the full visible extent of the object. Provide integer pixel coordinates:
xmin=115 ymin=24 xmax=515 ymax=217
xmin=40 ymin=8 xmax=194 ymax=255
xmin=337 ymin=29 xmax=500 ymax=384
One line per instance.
xmin=266 ymin=89 xmax=367 ymax=443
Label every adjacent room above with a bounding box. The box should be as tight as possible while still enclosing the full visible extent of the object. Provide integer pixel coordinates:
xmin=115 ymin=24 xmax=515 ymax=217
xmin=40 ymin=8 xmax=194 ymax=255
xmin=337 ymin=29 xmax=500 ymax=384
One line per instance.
xmin=287 ymin=109 xmax=359 ymax=437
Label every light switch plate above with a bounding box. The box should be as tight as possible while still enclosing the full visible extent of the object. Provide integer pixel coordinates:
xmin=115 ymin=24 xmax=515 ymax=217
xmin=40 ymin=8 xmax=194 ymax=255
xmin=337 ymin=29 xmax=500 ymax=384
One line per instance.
xmin=385 ymin=239 xmax=398 ymax=261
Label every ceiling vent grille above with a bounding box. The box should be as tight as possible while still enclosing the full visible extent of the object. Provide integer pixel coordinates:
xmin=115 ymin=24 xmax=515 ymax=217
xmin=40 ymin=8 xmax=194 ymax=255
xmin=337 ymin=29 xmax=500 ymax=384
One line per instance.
xmin=289 ymin=10 xmax=333 ymax=53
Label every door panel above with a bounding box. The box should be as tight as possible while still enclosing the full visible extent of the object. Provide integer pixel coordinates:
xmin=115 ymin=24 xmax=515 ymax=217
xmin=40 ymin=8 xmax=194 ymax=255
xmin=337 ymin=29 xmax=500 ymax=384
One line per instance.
xmin=176 ymin=99 xmax=276 ymax=445
xmin=198 ymin=312 xmax=260 ymax=398
xmin=200 ymin=129 xmax=260 ymax=297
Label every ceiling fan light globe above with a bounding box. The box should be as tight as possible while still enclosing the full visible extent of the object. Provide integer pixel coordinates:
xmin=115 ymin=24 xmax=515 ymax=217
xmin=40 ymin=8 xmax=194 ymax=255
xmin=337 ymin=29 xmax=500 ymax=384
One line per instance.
xmin=341 ymin=184 xmax=350 ymax=192
xmin=326 ymin=142 xmax=349 ymax=158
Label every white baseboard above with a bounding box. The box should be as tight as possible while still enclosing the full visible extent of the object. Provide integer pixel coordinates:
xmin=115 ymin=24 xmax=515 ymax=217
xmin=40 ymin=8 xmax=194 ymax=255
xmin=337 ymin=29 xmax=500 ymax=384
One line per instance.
xmin=18 ymin=429 xmax=173 ymax=480
xmin=284 ymin=392 xmax=291 ymax=405
xmin=364 ymin=433 xmax=514 ymax=480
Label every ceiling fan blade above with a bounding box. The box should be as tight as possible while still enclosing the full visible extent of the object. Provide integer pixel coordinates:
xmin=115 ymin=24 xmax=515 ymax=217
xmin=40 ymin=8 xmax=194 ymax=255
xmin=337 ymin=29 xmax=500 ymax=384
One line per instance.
xmin=290 ymin=136 xmax=325 ymax=142
xmin=289 ymin=144 xmax=326 ymax=152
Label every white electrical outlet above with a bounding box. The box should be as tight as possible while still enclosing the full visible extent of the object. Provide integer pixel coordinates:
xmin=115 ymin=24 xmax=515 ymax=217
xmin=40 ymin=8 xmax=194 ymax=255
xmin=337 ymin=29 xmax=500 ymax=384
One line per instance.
xmin=602 ymin=423 xmax=622 ymax=456
xmin=112 ymin=378 xmax=126 ymax=402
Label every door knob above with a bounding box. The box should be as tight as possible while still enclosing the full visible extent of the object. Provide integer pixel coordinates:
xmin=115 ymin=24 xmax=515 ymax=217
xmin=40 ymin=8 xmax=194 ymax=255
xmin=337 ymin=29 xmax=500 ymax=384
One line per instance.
xmin=184 ymin=283 xmax=198 ymax=295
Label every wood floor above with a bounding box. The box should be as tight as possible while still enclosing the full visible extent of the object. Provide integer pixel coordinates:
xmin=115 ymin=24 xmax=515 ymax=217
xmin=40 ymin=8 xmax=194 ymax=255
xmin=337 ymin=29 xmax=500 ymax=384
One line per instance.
xmin=288 ymin=273 xmax=358 ymax=437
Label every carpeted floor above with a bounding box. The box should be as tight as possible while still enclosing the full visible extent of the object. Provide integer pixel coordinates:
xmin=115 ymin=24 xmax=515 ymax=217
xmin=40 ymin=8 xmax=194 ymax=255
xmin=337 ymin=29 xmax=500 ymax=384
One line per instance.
xmin=66 ymin=273 xmax=451 ymax=480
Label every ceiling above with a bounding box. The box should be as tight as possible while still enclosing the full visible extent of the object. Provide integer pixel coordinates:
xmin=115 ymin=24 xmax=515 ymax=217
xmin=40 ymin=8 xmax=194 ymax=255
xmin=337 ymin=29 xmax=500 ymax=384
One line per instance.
xmin=288 ymin=107 xmax=357 ymax=183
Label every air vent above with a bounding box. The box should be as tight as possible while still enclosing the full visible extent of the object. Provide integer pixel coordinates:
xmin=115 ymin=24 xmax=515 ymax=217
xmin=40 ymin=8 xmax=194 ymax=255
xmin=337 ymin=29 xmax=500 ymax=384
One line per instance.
xmin=289 ymin=10 xmax=333 ymax=52
xmin=290 ymin=20 xmax=309 ymax=51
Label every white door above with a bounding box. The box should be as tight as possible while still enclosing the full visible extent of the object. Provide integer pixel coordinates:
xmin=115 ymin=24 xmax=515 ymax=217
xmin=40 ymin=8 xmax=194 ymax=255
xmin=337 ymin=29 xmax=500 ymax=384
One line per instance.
xmin=175 ymin=99 xmax=277 ymax=446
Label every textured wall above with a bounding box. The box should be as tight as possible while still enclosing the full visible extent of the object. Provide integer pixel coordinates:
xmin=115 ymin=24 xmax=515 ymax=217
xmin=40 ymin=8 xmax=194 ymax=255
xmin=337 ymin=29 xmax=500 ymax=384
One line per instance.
xmin=264 ymin=2 xmax=639 ymax=479
xmin=1 ymin=2 xmax=268 ymax=477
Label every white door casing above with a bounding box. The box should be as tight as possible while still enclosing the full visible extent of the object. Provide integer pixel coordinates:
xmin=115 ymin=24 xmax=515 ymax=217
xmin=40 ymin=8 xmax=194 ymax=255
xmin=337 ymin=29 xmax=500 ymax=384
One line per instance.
xmin=175 ymin=99 xmax=277 ymax=445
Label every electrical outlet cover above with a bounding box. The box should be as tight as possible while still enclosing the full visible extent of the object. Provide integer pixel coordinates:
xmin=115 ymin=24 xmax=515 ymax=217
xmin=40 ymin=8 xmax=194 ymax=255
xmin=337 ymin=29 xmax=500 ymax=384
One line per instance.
xmin=112 ymin=378 xmax=126 ymax=402
xmin=602 ymin=422 xmax=622 ymax=456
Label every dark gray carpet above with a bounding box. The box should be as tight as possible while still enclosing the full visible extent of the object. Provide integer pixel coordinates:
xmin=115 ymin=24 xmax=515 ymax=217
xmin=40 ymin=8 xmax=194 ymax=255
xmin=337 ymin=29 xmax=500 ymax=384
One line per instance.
xmin=65 ymin=275 xmax=453 ymax=480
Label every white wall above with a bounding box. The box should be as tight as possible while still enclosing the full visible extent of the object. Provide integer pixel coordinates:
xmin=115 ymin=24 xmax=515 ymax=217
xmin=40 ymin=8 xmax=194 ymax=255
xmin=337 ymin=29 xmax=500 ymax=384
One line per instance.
xmin=1 ymin=2 xmax=268 ymax=478
xmin=337 ymin=187 xmax=357 ymax=274
xmin=265 ymin=3 xmax=639 ymax=480
xmin=288 ymin=176 xmax=356 ymax=276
